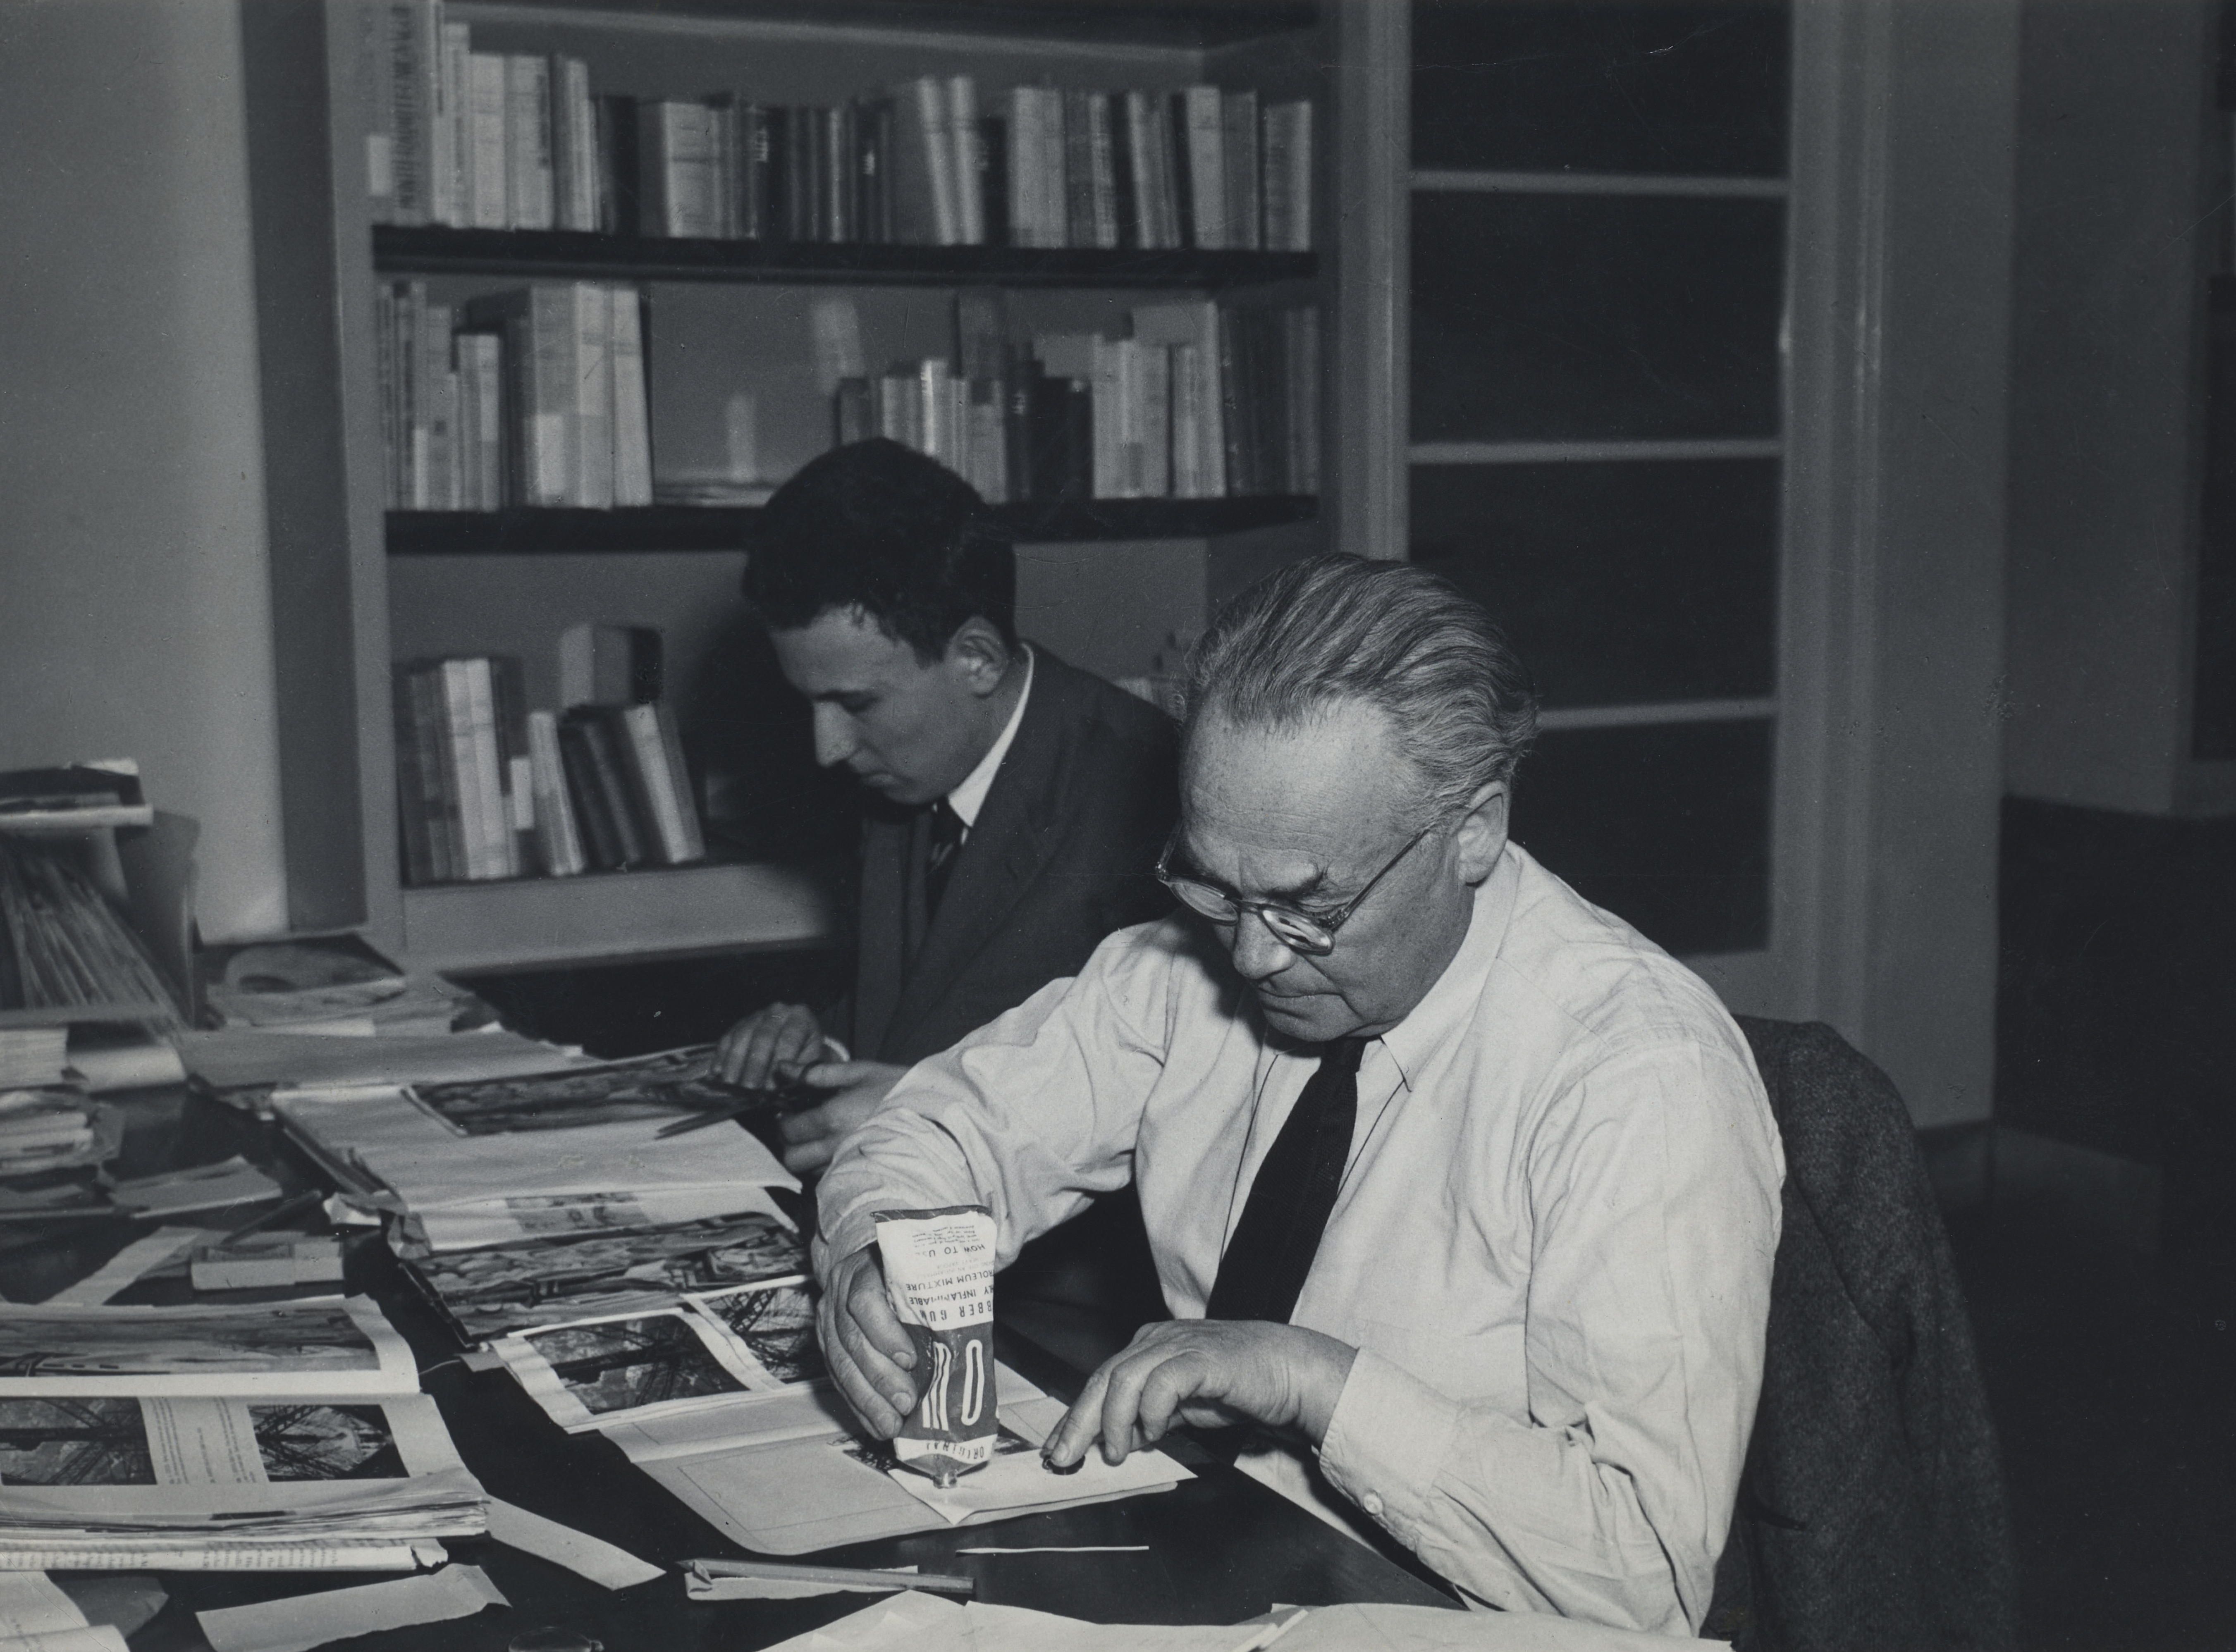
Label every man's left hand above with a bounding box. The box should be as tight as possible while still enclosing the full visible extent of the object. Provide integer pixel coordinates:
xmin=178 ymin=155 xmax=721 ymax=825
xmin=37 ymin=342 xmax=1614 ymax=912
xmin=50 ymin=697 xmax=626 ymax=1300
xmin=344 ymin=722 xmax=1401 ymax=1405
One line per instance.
xmin=1042 ymin=1319 xmax=1359 ymax=1469
xmin=776 ymin=1060 xmax=910 ymax=1175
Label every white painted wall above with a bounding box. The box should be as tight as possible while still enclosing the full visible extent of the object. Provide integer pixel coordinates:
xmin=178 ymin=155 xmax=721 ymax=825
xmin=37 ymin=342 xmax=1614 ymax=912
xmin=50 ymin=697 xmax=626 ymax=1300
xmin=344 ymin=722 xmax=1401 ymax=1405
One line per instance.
xmin=0 ymin=0 xmax=285 ymax=941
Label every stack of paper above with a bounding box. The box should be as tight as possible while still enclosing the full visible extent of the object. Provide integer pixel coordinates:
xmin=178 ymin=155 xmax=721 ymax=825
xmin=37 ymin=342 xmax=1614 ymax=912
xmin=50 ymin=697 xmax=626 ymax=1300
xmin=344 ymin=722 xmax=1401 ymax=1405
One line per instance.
xmin=0 ymin=1030 xmax=68 ymax=1090
xmin=0 ymin=1298 xmax=487 ymax=1571
xmin=0 ymin=1093 xmax=118 ymax=1177
xmin=395 ymin=1210 xmax=805 ymax=1342
xmin=269 ymin=1074 xmax=799 ymax=1252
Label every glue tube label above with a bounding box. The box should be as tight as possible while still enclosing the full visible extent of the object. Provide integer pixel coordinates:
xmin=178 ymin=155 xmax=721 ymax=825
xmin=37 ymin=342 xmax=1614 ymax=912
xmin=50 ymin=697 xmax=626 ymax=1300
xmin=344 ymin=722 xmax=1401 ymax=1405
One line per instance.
xmin=873 ymin=1204 xmax=998 ymax=1486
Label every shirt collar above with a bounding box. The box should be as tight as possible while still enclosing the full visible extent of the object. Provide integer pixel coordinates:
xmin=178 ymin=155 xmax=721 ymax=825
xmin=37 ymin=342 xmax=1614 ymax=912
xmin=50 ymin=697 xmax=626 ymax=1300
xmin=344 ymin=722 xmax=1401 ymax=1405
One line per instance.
xmin=1372 ymin=843 xmax=1520 ymax=1088
xmin=945 ymin=645 xmax=1034 ymax=832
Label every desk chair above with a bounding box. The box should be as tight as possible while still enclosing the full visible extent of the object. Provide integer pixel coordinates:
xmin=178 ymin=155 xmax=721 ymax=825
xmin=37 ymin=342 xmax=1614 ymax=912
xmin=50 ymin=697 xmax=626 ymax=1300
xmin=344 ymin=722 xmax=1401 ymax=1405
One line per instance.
xmin=1706 ymin=1019 xmax=2019 ymax=1652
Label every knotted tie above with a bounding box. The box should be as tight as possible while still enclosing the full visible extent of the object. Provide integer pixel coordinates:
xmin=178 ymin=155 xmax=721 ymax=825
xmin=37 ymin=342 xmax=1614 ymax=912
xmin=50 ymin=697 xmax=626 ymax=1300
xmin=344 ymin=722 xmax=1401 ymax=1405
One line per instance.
xmin=1204 ymin=1038 xmax=1367 ymax=1323
xmin=924 ymin=797 xmax=965 ymax=918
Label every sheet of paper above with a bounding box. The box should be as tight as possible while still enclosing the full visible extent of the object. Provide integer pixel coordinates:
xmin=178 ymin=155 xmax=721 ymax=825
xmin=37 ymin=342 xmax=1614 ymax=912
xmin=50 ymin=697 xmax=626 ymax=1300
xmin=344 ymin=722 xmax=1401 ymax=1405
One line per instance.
xmin=110 ymin=1157 xmax=283 ymax=1217
xmin=190 ymin=1239 xmax=344 ymax=1292
xmin=0 ymin=1545 xmax=433 ymax=1573
xmin=0 ymin=1627 xmax=128 ymax=1652
xmin=0 ymin=1296 xmax=417 ymax=1396
xmin=195 ymin=1563 xmax=507 ymax=1652
xmin=952 ymin=1546 xmax=1149 ymax=1554
xmin=759 ymin=1594 xmax=1281 ymax=1652
xmin=0 ymin=1573 xmax=84 ymax=1636
xmin=179 ymin=1028 xmax=586 ymax=1094
xmin=43 ymin=1229 xmax=201 ymax=1306
xmin=485 ymin=1498 xmax=662 ymax=1590
xmin=884 ymin=1437 xmax=1188 ymax=1527
xmin=1273 ymin=1603 xmax=1711 ymax=1651
xmin=684 ymin=1566 xmax=915 ymax=1601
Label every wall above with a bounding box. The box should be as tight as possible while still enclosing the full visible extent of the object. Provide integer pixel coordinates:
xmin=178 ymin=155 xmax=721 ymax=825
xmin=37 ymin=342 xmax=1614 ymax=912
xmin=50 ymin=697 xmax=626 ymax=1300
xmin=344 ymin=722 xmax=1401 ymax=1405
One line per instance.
xmin=0 ymin=0 xmax=285 ymax=942
xmin=2004 ymin=0 xmax=2212 ymax=814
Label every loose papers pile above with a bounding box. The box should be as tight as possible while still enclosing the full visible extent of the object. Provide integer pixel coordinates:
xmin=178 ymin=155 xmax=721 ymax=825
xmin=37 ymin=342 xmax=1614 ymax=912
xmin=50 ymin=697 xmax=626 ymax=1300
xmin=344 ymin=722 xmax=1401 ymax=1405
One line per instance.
xmin=268 ymin=1064 xmax=798 ymax=1253
xmin=0 ymin=1298 xmax=487 ymax=1571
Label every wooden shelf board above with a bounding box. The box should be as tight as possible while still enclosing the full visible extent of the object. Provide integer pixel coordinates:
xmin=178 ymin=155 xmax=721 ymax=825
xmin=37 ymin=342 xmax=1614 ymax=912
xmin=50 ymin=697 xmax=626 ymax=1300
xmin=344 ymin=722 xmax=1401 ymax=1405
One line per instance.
xmin=399 ymin=859 xmax=833 ymax=974
xmin=465 ymin=0 xmax=1320 ymax=50
xmin=386 ymin=496 xmax=1317 ymax=554
xmin=373 ymin=227 xmax=1315 ymax=288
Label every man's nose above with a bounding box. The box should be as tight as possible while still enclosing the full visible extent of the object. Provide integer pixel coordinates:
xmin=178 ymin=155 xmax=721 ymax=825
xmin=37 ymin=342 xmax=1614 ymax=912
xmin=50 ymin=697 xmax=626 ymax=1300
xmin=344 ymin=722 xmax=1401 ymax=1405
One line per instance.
xmin=811 ymin=705 xmax=859 ymax=769
xmin=1227 ymin=910 xmax=1297 ymax=982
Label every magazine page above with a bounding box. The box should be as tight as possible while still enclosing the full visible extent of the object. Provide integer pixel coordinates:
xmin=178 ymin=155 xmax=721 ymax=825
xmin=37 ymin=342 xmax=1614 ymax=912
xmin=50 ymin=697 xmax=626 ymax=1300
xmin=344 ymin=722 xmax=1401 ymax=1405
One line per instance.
xmin=410 ymin=1184 xmax=793 ymax=1255
xmin=489 ymin=1307 xmax=775 ymax=1433
xmin=0 ymin=1393 xmax=484 ymax=1530
xmin=680 ymin=1277 xmax=822 ymax=1392
xmin=400 ymin=1213 xmax=806 ymax=1342
xmin=0 ymin=1298 xmax=417 ymax=1399
xmin=410 ymin=1046 xmax=764 ymax=1134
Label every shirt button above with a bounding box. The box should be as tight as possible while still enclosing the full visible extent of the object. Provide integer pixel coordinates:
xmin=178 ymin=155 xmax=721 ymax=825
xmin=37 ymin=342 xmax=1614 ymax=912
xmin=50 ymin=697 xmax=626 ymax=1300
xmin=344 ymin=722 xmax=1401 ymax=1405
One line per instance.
xmin=1362 ymin=1492 xmax=1385 ymax=1518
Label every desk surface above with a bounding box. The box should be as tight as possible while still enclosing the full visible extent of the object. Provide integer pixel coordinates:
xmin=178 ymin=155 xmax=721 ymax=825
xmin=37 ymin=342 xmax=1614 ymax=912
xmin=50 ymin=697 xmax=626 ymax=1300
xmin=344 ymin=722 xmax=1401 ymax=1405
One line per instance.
xmin=4 ymin=1090 xmax=1455 ymax=1651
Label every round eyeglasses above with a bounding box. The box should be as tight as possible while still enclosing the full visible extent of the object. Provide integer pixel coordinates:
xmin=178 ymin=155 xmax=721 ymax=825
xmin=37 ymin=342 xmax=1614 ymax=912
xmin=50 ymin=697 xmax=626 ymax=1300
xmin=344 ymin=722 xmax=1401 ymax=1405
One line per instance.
xmin=1155 ymin=821 xmax=1440 ymax=957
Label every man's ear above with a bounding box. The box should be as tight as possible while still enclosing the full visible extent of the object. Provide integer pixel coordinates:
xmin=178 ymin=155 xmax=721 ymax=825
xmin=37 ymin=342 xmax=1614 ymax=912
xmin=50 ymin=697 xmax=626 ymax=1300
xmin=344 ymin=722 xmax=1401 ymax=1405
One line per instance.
xmin=944 ymin=617 xmax=1014 ymax=698
xmin=1451 ymin=782 xmax=1510 ymax=886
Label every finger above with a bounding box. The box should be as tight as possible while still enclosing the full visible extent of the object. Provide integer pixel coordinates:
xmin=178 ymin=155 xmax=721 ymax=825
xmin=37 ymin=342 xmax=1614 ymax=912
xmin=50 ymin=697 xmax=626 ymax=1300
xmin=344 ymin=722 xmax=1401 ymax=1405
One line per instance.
xmin=1098 ymin=1345 xmax=1182 ymax=1466
xmin=781 ymin=1136 xmax=835 ymax=1176
xmin=820 ymin=1303 xmax=902 ymax=1437
xmin=736 ymin=1022 xmax=784 ymax=1089
xmin=778 ymin=1102 xmax=841 ymax=1145
xmin=802 ymin=1059 xmax=882 ymax=1089
xmin=715 ymin=1019 xmax=758 ymax=1084
xmin=771 ymin=1014 xmax=823 ymax=1078
xmin=845 ymin=1260 xmax=919 ymax=1374
xmin=1044 ymin=1358 xmax=1118 ymax=1470
xmin=835 ymin=1306 xmax=916 ymax=1420
xmin=1135 ymin=1353 xmax=1211 ymax=1445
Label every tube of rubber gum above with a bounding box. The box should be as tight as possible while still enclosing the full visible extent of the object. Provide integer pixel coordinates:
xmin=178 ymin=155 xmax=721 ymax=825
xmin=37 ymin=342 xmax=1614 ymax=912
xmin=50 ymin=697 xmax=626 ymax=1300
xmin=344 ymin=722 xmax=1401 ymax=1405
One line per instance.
xmin=873 ymin=1204 xmax=998 ymax=1489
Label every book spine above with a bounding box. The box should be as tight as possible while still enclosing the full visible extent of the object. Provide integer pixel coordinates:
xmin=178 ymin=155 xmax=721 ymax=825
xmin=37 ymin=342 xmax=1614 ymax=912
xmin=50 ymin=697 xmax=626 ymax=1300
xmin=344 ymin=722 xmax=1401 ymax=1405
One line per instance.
xmin=636 ymin=102 xmax=671 ymax=235
xmin=1123 ymin=93 xmax=1163 ymax=250
xmin=609 ymin=286 xmax=653 ymax=508
xmin=1061 ymin=90 xmax=1094 ymax=251
xmin=1086 ymin=93 xmax=1118 ymax=249
xmin=1090 ymin=337 xmax=1119 ymax=499
xmin=440 ymin=659 xmax=492 ymax=879
xmin=946 ymin=75 xmax=982 ymax=244
xmin=571 ymin=282 xmax=614 ymax=508
xmin=527 ymin=709 xmax=587 ymax=876
xmin=1183 ymin=85 xmax=1226 ymax=250
xmin=414 ymin=664 xmax=462 ymax=881
xmin=382 ymin=0 xmax=439 ymax=227
xmin=596 ymin=94 xmax=640 ymax=236
xmin=1166 ymin=93 xmax=1195 ymax=249
xmin=557 ymin=716 xmax=626 ymax=870
xmin=360 ymin=3 xmax=398 ymax=225
xmin=578 ymin=709 xmax=653 ymax=867
xmin=1287 ymin=101 xmax=1313 ymax=251
xmin=375 ymin=286 xmax=400 ymax=509
xmin=650 ymin=702 xmax=706 ymax=862
xmin=469 ymin=658 xmax=516 ymax=876
xmin=491 ymin=655 xmax=533 ymax=876
xmin=549 ymin=57 xmax=586 ymax=232
xmin=393 ymin=668 xmax=438 ymax=887
xmin=472 ymin=332 xmax=505 ymax=507
xmin=621 ymin=703 xmax=688 ymax=865
xmin=828 ymin=104 xmax=851 ymax=243
xmin=1171 ymin=342 xmax=1201 ymax=500
xmin=1005 ymin=88 xmax=1036 ymax=248
xmin=740 ymin=104 xmax=772 ymax=241
xmin=467 ymin=52 xmax=509 ymax=229
xmin=1223 ymin=89 xmax=1261 ymax=251
xmin=431 ymin=20 xmax=465 ymax=227
xmin=504 ymin=55 xmax=554 ymax=230
xmin=706 ymin=94 xmax=738 ymax=241
xmin=400 ymin=281 xmax=425 ymax=509
xmin=914 ymin=76 xmax=957 ymax=244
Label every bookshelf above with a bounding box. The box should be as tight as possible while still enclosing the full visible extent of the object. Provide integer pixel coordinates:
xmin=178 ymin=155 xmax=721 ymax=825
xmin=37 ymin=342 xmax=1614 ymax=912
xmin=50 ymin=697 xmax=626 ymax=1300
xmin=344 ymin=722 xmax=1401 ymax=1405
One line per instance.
xmin=242 ymin=0 xmax=1338 ymax=972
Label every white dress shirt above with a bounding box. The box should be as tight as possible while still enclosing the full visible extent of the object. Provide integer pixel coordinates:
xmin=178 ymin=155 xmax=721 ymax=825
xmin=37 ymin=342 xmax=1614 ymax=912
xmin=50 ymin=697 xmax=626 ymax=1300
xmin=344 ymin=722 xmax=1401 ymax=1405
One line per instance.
xmin=816 ymin=843 xmax=1784 ymax=1636
xmin=944 ymin=646 xmax=1034 ymax=836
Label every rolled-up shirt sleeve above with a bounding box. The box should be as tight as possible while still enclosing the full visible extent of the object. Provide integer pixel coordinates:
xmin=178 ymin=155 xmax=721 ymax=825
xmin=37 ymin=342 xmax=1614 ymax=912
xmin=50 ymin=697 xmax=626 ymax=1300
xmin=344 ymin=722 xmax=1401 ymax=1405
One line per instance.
xmin=1316 ymin=1034 xmax=1780 ymax=1637
xmin=812 ymin=921 xmax=1178 ymax=1280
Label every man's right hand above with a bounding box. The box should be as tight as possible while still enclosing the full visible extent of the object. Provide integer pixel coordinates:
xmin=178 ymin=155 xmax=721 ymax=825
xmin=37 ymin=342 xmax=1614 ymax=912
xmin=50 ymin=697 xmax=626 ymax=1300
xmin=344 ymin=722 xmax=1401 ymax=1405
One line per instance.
xmin=817 ymin=1244 xmax=920 ymax=1438
xmin=716 ymin=1002 xmax=827 ymax=1089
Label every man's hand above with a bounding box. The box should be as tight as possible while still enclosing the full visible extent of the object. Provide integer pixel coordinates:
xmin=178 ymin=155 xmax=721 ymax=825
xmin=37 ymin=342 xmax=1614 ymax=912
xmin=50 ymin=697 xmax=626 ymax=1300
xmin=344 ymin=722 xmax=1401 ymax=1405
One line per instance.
xmin=715 ymin=1002 xmax=827 ymax=1089
xmin=777 ymin=1060 xmax=910 ymax=1175
xmin=1042 ymin=1320 xmax=1359 ymax=1469
xmin=816 ymin=1243 xmax=920 ymax=1437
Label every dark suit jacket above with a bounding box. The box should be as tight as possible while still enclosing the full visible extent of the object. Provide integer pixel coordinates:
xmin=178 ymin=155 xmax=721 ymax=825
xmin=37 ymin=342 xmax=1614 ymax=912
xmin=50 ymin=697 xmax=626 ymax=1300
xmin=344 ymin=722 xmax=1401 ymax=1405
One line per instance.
xmin=844 ymin=647 xmax=1178 ymax=1067
xmin=1706 ymin=1018 xmax=2017 ymax=1652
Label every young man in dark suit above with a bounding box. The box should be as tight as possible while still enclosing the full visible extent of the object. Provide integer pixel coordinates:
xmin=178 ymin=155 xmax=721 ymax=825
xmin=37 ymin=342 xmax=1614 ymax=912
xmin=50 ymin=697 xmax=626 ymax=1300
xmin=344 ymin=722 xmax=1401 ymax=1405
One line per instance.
xmin=717 ymin=438 xmax=1178 ymax=1183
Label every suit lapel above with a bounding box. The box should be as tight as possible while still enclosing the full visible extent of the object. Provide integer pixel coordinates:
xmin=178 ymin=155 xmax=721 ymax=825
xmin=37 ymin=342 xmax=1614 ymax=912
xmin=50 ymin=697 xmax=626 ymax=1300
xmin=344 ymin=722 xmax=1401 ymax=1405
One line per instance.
xmin=880 ymin=659 xmax=1074 ymax=1058
xmin=852 ymin=811 xmax=914 ymax=1061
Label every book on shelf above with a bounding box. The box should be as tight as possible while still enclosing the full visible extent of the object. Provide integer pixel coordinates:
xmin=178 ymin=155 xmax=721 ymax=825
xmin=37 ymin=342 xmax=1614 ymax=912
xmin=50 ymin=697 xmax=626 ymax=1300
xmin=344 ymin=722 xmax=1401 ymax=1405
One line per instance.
xmin=832 ymin=292 xmax=1317 ymax=506
xmin=383 ymin=282 xmax=649 ymax=511
xmin=394 ymin=655 xmax=705 ymax=887
xmin=366 ymin=5 xmax=1314 ymax=252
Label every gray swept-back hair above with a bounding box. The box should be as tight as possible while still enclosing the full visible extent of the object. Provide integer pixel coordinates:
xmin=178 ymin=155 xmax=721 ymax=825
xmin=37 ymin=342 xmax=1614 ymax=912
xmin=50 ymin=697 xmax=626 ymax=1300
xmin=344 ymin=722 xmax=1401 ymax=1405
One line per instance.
xmin=1182 ymin=553 xmax=1539 ymax=823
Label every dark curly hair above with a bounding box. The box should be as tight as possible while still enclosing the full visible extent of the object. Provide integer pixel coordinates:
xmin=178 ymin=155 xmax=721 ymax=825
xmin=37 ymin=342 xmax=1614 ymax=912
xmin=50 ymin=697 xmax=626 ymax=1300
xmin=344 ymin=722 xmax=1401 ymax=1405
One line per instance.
xmin=742 ymin=439 xmax=1015 ymax=661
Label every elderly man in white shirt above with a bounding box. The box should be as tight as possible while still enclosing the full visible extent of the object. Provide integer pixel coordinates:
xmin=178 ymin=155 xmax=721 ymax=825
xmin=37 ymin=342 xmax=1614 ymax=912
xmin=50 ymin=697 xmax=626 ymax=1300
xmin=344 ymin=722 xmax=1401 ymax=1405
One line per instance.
xmin=812 ymin=552 xmax=1784 ymax=1637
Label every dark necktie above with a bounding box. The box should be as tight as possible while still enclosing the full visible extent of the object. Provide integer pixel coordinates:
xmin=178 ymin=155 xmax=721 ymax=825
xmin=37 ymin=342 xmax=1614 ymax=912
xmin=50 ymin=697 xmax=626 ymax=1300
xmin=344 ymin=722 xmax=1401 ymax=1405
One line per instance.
xmin=1205 ymin=1038 xmax=1367 ymax=1323
xmin=923 ymin=798 xmax=965 ymax=918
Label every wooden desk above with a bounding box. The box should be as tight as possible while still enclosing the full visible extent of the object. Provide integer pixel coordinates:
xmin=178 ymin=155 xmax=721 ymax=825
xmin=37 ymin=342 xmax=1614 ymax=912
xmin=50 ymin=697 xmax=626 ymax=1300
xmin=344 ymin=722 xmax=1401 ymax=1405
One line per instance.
xmin=5 ymin=1091 xmax=1456 ymax=1651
